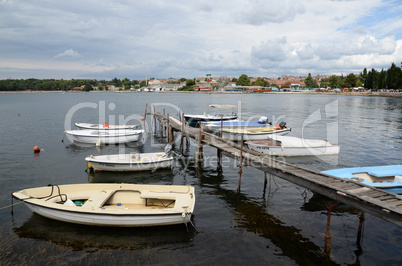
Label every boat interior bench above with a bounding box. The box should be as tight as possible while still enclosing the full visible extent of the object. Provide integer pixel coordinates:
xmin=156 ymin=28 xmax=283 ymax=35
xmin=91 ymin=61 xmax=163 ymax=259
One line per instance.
xmin=81 ymin=190 xmax=115 ymax=208
xmin=140 ymin=191 xmax=190 ymax=208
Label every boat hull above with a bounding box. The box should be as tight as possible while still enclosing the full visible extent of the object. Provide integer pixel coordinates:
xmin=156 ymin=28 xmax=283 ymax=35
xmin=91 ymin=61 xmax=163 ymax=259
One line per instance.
xmin=75 ymin=123 xmax=138 ymax=130
xmin=322 ymin=165 xmax=402 ymax=194
xmin=65 ymin=129 xmax=144 ymax=144
xmin=12 ymin=183 xmax=195 ymax=227
xmin=184 ymin=114 xmax=237 ymax=127
xmin=221 ymin=128 xmax=291 ymax=141
xmin=86 ymin=152 xmax=174 ymax=172
xmin=202 ymin=120 xmax=271 ymax=132
xmin=23 ymin=202 xmax=190 ymax=227
xmin=247 ymin=141 xmax=340 ymax=156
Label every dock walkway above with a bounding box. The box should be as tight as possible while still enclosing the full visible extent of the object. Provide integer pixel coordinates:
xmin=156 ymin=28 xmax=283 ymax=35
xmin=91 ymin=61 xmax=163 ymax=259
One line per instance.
xmin=152 ymin=111 xmax=402 ymax=227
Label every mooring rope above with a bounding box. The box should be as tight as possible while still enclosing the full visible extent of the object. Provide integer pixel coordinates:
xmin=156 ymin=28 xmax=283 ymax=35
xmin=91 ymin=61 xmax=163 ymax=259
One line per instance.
xmin=0 ymin=200 xmax=24 ymax=210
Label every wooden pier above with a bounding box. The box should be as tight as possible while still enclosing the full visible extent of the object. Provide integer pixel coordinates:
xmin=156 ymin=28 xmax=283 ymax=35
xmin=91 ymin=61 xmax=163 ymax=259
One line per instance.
xmin=149 ymin=110 xmax=402 ymax=227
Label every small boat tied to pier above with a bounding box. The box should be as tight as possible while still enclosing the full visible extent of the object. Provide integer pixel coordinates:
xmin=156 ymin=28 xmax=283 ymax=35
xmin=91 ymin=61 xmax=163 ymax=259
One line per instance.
xmin=12 ymin=183 xmax=196 ymax=227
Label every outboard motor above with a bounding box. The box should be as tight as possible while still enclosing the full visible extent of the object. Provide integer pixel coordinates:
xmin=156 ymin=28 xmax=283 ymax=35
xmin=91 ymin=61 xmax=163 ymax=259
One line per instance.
xmin=279 ymin=121 xmax=287 ymax=129
xmin=258 ymin=116 xmax=269 ymax=124
xmin=164 ymin=144 xmax=172 ymax=155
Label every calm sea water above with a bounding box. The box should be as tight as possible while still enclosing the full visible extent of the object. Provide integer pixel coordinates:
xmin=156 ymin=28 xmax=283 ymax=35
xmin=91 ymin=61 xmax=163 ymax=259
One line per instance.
xmin=0 ymin=92 xmax=401 ymax=265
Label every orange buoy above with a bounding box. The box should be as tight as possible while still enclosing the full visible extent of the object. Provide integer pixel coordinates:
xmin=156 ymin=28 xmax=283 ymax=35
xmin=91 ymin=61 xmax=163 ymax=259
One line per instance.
xmin=141 ymin=117 xmax=145 ymax=121
xmin=33 ymin=146 xmax=40 ymax=153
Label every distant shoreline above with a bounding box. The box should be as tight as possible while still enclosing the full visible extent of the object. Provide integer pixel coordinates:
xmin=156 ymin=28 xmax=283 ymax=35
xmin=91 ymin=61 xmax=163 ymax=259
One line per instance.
xmin=1 ymin=90 xmax=401 ymax=98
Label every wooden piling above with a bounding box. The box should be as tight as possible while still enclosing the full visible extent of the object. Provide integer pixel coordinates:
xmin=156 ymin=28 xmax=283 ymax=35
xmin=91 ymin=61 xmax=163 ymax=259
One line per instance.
xmin=237 ymin=134 xmax=244 ymax=191
xmin=167 ymin=114 xmax=170 ymax=141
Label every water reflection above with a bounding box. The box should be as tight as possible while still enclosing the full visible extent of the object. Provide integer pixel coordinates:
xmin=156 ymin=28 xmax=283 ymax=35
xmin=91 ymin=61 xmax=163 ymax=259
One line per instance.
xmin=13 ymin=214 xmax=195 ymax=251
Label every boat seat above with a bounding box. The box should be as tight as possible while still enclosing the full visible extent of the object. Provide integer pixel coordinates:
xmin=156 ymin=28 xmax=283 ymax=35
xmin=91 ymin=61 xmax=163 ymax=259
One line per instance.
xmin=367 ymin=170 xmax=402 ymax=177
xmin=81 ymin=190 xmax=114 ymax=208
xmin=140 ymin=191 xmax=191 ymax=208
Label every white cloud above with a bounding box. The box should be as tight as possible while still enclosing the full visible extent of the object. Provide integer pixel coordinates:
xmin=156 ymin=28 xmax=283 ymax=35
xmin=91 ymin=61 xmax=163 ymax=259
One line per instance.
xmin=54 ymin=49 xmax=83 ymax=60
xmin=0 ymin=0 xmax=401 ymax=79
xmin=237 ymin=0 xmax=305 ymax=25
xmin=251 ymin=37 xmax=289 ymax=62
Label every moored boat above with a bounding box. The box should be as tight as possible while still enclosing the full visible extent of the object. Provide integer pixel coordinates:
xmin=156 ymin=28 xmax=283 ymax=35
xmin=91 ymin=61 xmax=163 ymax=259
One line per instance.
xmin=220 ymin=122 xmax=290 ymax=141
xmin=86 ymin=146 xmax=174 ymax=172
xmin=184 ymin=104 xmax=238 ymax=127
xmin=202 ymin=116 xmax=272 ymax=132
xmin=64 ymin=129 xmax=144 ymax=145
xmin=12 ymin=183 xmax=196 ymax=227
xmin=184 ymin=113 xmax=238 ymax=127
xmin=246 ymin=135 xmax=340 ymax=156
xmin=322 ymin=165 xmax=402 ymax=194
xmin=75 ymin=122 xmax=139 ymax=130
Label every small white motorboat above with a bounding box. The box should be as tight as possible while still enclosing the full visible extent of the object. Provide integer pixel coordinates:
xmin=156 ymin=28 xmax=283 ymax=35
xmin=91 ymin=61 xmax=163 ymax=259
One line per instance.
xmin=184 ymin=113 xmax=238 ymax=127
xmin=246 ymin=135 xmax=340 ymax=157
xmin=64 ymin=129 xmax=144 ymax=145
xmin=12 ymin=183 xmax=196 ymax=227
xmin=86 ymin=146 xmax=174 ymax=172
xmin=75 ymin=122 xmax=139 ymax=130
xmin=184 ymin=104 xmax=238 ymax=127
xmin=220 ymin=122 xmax=290 ymax=141
xmin=322 ymin=165 xmax=402 ymax=194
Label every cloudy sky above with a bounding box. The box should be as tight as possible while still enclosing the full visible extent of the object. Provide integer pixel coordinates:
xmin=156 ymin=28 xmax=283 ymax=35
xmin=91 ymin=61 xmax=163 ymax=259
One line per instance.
xmin=1 ymin=0 xmax=401 ymax=80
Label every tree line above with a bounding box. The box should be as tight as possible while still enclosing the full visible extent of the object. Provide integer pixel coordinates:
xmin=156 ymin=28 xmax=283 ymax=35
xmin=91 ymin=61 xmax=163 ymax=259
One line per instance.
xmin=1 ymin=63 xmax=401 ymax=91
xmin=0 ymin=78 xmax=143 ymax=92
xmin=235 ymin=62 xmax=402 ymax=90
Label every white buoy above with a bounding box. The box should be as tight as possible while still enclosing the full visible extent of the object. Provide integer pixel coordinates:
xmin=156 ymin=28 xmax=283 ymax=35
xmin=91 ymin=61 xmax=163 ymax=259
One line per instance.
xmin=96 ymin=138 xmax=101 ymax=147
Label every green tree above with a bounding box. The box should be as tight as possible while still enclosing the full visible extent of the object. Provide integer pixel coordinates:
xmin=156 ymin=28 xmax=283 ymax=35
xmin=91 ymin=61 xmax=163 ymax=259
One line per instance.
xmin=139 ymin=80 xmax=147 ymax=87
xmin=236 ymin=74 xmax=250 ymax=86
xmin=304 ymin=73 xmax=317 ymax=87
xmin=386 ymin=62 xmax=402 ymax=90
xmin=328 ymin=75 xmax=338 ymax=88
xmin=252 ymin=77 xmax=269 ymax=87
xmin=344 ymin=73 xmax=357 ymax=88
xmin=84 ymin=83 xmax=92 ymax=92
xmin=186 ymin=79 xmax=195 ymax=86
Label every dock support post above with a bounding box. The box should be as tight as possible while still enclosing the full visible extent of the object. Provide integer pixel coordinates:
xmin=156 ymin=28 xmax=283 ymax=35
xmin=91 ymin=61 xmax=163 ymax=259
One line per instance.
xmin=324 ymin=202 xmax=339 ymax=238
xmin=263 ymin=172 xmax=268 ymax=196
xmin=181 ymin=114 xmax=184 ymax=153
xmin=356 ymin=212 xmax=365 ymax=245
xmin=220 ymin=116 xmax=223 ymax=138
xmin=323 ymin=202 xmax=339 ymax=257
xmin=237 ymin=134 xmax=244 ymax=191
xmin=195 ymin=126 xmax=204 ymax=165
xmin=355 ymin=212 xmax=365 ymax=262
xmin=153 ymin=105 xmax=156 ymax=134
xmin=167 ymin=114 xmax=170 ymax=142
xmin=217 ymin=148 xmax=222 ymax=167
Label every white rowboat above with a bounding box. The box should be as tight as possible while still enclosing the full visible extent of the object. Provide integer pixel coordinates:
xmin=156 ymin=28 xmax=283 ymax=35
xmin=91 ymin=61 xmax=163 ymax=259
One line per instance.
xmin=86 ymin=152 xmax=174 ymax=172
xmin=75 ymin=122 xmax=139 ymax=130
xmin=246 ymin=135 xmax=340 ymax=156
xmin=64 ymin=129 xmax=144 ymax=144
xmin=12 ymin=183 xmax=195 ymax=227
xmin=220 ymin=126 xmax=291 ymax=141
